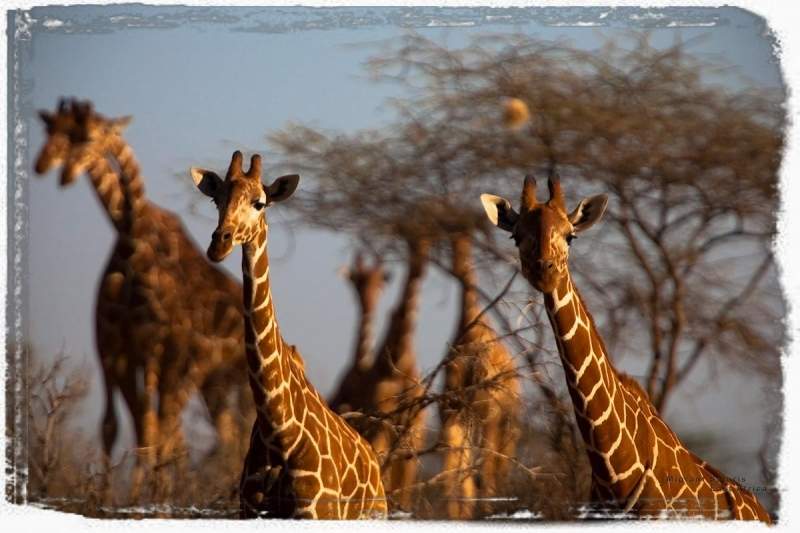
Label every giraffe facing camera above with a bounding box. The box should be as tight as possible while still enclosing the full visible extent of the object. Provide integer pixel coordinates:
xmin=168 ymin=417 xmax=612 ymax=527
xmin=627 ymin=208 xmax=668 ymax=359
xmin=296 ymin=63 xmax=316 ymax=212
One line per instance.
xmin=481 ymin=174 xmax=771 ymax=522
xmin=190 ymin=151 xmax=388 ymax=519
xmin=191 ymin=151 xmax=298 ymax=263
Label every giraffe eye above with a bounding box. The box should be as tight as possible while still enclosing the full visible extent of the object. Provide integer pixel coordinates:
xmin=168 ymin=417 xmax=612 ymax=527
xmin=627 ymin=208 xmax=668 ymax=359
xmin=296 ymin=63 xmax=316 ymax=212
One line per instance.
xmin=253 ymin=200 xmax=266 ymax=210
xmin=566 ymin=234 xmax=576 ymax=245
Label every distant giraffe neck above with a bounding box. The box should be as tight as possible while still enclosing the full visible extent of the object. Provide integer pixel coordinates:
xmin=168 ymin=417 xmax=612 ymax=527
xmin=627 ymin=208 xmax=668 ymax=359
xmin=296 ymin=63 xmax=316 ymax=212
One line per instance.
xmin=373 ymin=246 xmax=427 ymax=374
xmin=353 ymin=298 xmax=377 ymax=371
xmin=80 ymin=151 xmax=127 ymax=232
xmin=543 ymin=271 xmax=637 ymax=495
xmin=241 ymin=225 xmax=295 ymax=433
xmin=104 ymin=135 xmax=147 ymax=233
xmin=451 ymin=235 xmax=482 ymax=339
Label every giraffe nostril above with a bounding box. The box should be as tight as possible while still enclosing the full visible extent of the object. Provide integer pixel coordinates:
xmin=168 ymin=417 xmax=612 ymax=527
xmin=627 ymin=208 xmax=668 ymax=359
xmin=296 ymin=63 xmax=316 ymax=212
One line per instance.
xmin=214 ymin=230 xmax=233 ymax=243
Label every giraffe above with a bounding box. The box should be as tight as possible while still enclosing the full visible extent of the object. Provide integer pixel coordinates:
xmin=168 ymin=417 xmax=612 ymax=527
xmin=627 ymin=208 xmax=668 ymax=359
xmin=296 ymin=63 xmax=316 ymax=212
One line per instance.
xmin=438 ymin=232 xmax=521 ymax=519
xmin=34 ymin=99 xmax=253 ymax=494
xmin=325 ymin=236 xmax=428 ymax=511
xmin=480 ymin=174 xmax=771 ymax=521
xmin=189 ymin=151 xmax=387 ymax=519
xmin=329 ymin=253 xmax=389 ymax=414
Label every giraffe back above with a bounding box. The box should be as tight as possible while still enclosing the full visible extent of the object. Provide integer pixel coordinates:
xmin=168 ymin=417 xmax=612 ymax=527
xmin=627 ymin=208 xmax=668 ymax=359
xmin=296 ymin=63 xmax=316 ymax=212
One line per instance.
xmin=99 ymin=201 xmax=252 ymax=440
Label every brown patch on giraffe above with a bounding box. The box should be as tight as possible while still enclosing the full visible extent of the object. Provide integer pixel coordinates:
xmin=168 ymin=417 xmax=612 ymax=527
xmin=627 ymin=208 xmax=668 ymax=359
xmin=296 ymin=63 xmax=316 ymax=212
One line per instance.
xmin=593 ymin=410 xmax=621 ymax=454
xmin=584 ymin=384 xmax=611 ymax=422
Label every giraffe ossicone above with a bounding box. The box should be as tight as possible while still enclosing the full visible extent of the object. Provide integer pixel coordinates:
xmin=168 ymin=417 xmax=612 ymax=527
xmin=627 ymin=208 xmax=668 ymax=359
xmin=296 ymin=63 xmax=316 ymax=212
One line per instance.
xmin=480 ymin=174 xmax=771 ymax=522
xmin=190 ymin=150 xmax=388 ymax=519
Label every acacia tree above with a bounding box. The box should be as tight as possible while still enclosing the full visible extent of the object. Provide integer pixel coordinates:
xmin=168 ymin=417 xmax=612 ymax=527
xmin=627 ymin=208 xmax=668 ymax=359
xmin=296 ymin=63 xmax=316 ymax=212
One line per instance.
xmin=361 ymin=32 xmax=784 ymax=412
xmin=270 ymin=121 xmax=576 ymax=517
xmin=269 ymin=32 xmax=784 ymax=515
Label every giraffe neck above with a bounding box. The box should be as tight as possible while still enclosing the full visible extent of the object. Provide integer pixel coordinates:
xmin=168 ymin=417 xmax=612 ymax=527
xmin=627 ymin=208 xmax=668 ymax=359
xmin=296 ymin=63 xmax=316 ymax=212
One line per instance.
xmin=373 ymin=247 xmax=427 ymax=374
xmin=451 ymin=235 xmax=481 ymax=338
xmin=104 ymin=135 xmax=147 ymax=234
xmin=81 ymin=152 xmax=128 ymax=233
xmin=543 ymin=271 xmax=634 ymax=489
xmin=241 ymin=224 xmax=294 ymax=432
xmin=353 ymin=301 xmax=376 ymax=371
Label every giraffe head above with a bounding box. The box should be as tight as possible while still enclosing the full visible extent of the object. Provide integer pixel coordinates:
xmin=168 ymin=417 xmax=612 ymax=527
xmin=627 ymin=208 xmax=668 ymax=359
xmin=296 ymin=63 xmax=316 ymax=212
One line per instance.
xmin=480 ymin=174 xmax=608 ymax=293
xmin=190 ymin=150 xmax=299 ymax=262
xmin=341 ymin=252 xmax=390 ymax=312
xmin=35 ymin=98 xmax=131 ymax=185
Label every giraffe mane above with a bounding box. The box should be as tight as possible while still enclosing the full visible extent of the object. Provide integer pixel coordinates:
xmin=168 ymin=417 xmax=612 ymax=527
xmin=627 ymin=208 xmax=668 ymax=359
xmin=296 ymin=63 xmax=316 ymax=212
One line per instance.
xmin=617 ymin=372 xmax=651 ymax=404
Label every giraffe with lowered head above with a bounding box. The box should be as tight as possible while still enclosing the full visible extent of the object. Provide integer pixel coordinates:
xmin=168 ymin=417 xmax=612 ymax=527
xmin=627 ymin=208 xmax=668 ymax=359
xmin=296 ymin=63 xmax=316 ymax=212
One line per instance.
xmin=34 ymin=99 xmax=253 ymax=494
xmin=480 ymin=174 xmax=771 ymax=521
xmin=329 ymin=253 xmax=389 ymax=413
xmin=439 ymin=231 xmax=521 ymax=519
xmin=190 ymin=151 xmax=387 ymax=519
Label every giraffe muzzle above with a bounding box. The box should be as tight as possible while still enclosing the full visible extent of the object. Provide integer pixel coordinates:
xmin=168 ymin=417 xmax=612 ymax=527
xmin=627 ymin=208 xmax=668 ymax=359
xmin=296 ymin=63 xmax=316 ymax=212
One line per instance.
xmin=207 ymin=229 xmax=234 ymax=262
xmin=34 ymin=151 xmax=58 ymax=175
xmin=527 ymin=260 xmax=559 ymax=292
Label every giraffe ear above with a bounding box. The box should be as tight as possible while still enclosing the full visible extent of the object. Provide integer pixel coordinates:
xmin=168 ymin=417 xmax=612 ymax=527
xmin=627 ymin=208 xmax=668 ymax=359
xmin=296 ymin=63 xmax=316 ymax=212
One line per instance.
xmin=190 ymin=167 xmax=223 ymax=198
xmin=480 ymin=193 xmax=518 ymax=232
xmin=265 ymin=174 xmax=299 ymax=204
xmin=38 ymin=110 xmax=53 ymax=126
xmin=569 ymin=194 xmax=608 ymax=233
xmin=337 ymin=265 xmax=351 ymax=279
xmin=110 ymin=116 xmax=132 ymax=133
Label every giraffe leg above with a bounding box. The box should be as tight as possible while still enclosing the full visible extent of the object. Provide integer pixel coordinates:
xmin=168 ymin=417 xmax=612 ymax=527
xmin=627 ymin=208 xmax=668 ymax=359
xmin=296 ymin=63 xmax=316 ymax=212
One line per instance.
xmin=154 ymin=383 xmax=189 ymax=503
xmin=115 ymin=360 xmax=157 ymax=504
xmin=96 ymin=276 xmax=122 ymax=460
xmin=95 ymin=310 xmax=124 ymax=506
xmin=99 ymin=354 xmax=119 ymax=458
xmin=200 ymin=371 xmax=237 ymax=458
xmin=387 ymin=441 xmax=416 ymax=512
xmin=478 ymin=416 xmax=501 ymax=516
xmin=484 ymin=408 xmax=519 ymax=516
xmin=395 ymin=418 xmax=424 ymax=512
xmin=441 ymin=415 xmax=476 ymax=519
xmin=234 ymin=381 xmax=255 ymax=459
xmin=383 ymin=405 xmax=421 ymax=513
xmin=98 ymin=350 xmax=118 ymax=506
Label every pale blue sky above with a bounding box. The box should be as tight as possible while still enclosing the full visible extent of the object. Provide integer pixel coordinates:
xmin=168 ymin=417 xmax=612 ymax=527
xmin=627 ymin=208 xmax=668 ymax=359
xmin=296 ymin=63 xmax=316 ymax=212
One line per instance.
xmin=19 ymin=5 xmax=782 ymax=492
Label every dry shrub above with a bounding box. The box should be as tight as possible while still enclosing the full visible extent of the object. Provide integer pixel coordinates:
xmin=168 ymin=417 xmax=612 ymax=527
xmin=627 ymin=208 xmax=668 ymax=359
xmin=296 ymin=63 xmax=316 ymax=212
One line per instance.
xmin=23 ymin=349 xmax=245 ymax=518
